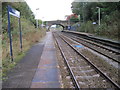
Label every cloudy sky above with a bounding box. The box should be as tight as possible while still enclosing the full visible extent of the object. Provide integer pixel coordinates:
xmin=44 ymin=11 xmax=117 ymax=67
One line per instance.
xmin=25 ymin=0 xmax=74 ymax=21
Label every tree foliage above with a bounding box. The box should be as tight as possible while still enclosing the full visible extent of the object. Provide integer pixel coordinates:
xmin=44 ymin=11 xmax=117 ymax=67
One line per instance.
xmin=71 ymin=2 xmax=120 ymax=40
xmin=71 ymin=2 xmax=120 ymax=22
xmin=66 ymin=13 xmax=79 ymax=23
xmin=2 ymin=1 xmax=36 ymax=33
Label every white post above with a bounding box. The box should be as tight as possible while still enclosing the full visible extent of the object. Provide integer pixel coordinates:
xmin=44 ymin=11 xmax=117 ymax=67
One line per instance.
xmin=82 ymin=2 xmax=85 ymax=23
xmin=97 ymin=7 xmax=100 ymax=26
xmin=36 ymin=8 xmax=39 ymax=28
xmin=36 ymin=19 xmax=38 ymax=28
xmin=68 ymin=19 xmax=70 ymax=26
xmin=98 ymin=8 xmax=100 ymax=26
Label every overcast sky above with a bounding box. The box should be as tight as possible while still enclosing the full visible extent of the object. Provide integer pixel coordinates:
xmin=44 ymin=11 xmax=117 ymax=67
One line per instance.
xmin=25 ymin=0 xmax=74 ymax=21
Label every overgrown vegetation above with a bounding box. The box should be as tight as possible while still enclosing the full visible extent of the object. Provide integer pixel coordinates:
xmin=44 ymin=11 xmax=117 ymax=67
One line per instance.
xmin=71 ymin=2 xmax=120 ymax=41
xmin=2 ymin=1 xmax=46 ymax=79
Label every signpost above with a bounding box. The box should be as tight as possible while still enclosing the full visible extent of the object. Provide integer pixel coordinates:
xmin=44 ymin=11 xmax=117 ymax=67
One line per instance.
xmin=7 ymin=5 xmax=22 ymax=61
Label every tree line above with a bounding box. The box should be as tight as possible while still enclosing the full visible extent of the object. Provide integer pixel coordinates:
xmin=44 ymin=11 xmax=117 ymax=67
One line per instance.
xmin=70 ymin=2 xmax=120 ymax=40
xmin=71 ymin=2 xmax=120 ymax=23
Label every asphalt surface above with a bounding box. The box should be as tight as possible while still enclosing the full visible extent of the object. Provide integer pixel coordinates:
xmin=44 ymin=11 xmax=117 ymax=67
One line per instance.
xmin=2 ymin=41 xmax=45 ymax=88
xmin=31 ymin=32 xmax=61 ymax=88
xmin=2 ymin=32 xmax=61 ymax=88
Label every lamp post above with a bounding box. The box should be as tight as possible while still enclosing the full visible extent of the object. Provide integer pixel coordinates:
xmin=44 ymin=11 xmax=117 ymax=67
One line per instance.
xmin=42 ymin=17 xmax=44 ymax=28
xmin=36 ymin=8 xmax=39 ymax=28
xmin=82 ymin=2 xmax=85 ymax=23
xmin=96 ymin=7 xmax=100 ymax=25
xmin=36 ymin=20 xmax=38 ymax=28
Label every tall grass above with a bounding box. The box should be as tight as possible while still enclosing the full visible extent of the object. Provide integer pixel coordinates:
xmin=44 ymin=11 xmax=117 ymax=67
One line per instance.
xmin=2 ymin=16 xmax=46 ymax=79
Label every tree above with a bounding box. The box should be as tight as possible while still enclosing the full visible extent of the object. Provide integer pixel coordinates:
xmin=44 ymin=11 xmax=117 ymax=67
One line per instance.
xmin=43 ymin=21 xmax=47 ymax=25
xmin=71 ymin=2 xmax=120 ymax=22
xmin=2 ymin=1 xmax=36 ymax=32
xmin=66 ymin=13 xmax=79 ymax=23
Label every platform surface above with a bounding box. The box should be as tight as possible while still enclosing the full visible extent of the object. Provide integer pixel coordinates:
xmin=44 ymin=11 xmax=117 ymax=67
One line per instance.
xmin=2 ymin=31 xmax=61 ymax=88
xmin=31 ymin=31 xmax=61 ymax=88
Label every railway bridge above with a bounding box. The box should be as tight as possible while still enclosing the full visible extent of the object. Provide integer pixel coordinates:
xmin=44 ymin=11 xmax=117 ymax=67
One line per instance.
xmin=45 ymin=20 xmax=68 ymax=30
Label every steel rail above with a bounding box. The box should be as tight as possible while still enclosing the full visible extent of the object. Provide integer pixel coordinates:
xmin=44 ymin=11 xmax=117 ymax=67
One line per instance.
xmin=88 ymin=35 xmax=120 ymax=50
xmin=53 ymin=32 xmax=80 ymax=89
xmin=64 ymin=33 xmax=120 ymax=55
xmin=58 ymin=33 xmax=120 ymax=89
xmin=63 ymin=31 xmax=120 ymax=50
xmin=62 ymin=33 xmax=120 ymax=63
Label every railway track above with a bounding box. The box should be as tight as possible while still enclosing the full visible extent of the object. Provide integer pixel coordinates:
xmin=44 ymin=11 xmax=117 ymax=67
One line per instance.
xmin=62 ymin=32 xmax=120 ymax=63
xmin=53 ymin=32 xmax=120 ymax=88
xmin=63 ymin=31 xmax=120 ymax=50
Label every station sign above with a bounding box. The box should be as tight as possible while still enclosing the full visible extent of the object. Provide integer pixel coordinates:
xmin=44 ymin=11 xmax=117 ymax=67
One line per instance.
xmin=7 ymin=5 xmax=22 ymax=61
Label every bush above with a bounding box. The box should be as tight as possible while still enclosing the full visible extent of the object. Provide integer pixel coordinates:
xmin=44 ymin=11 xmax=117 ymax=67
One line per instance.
xmin=75 ymin=10 xmax=120 ymax=41
xmin=77 ymin=21 xmax=95 ymax=33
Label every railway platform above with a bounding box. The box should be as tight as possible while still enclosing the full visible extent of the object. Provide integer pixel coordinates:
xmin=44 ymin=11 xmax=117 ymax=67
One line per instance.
xmin=2 ymin=30 xmax=119 ymax=88
xmin=31 ymin=32 xmax=61 ymax=88
xmin=2 ymin=31 xmax=61 ymax=88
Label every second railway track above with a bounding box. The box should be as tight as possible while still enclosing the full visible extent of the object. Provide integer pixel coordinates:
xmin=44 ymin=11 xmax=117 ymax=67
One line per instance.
xmin=62 ymin=32 xmax=120 ymax=63
xmin=53 ymin=31 xmax=120 ymax=88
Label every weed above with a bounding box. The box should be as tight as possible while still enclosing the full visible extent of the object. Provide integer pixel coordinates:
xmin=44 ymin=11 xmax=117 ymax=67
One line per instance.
xmin=2 ymin=17 xmax=46 ymax=80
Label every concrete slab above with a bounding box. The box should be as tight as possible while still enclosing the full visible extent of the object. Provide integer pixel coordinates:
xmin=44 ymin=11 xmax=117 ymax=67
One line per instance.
xmin=31 ymin=32 xmax=61 ymax=88
xmin=2 ymin=43 xmax=45 ymax=88
xmin=31 ymin=82 xmax=60 ymax=88
xmin=32 ymin=68 xmax=59 ymax=82
xmin=3 ymin=31 xmax=61 ymax=88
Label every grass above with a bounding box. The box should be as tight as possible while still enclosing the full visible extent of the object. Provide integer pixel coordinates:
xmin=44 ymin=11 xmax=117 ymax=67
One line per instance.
xmin=2 ymin=17 xmax=46 ymax=80
xmin=2 ymin=50 xmax=26 ymax=81
xmin=0 ymin=35 xmax=2 ymax=82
